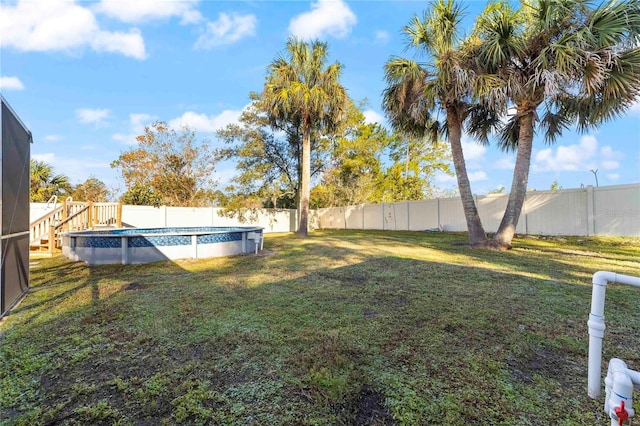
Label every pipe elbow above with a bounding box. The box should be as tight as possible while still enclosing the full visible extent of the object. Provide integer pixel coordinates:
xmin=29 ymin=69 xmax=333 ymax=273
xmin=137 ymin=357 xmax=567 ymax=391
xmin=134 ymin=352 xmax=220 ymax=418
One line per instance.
xmin=593 ymin=271 xmax=617 ymax=286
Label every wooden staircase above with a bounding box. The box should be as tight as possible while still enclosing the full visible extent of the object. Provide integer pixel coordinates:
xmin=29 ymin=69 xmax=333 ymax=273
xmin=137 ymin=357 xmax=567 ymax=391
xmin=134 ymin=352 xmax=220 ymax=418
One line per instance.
xmin=30 ymin=199 xmax=122 ymax=254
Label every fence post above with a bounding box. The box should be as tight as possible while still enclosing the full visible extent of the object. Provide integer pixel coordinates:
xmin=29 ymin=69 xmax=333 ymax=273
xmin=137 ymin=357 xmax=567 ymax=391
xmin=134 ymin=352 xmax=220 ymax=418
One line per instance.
xmin=587 ymin=185 xmax=595 ymax=236
xmin=88 ymin=202 xmax=94 ymax=228
xmin=407 ymin=201 xmax=410 ymax=231
xmin=343 ymin=208 xmax=347 ymax=229
xmin=524 ymin=192 xmax=529 ymax=235
xmin=48 ymin=223 xmax=55 ymax=254
xmin=61 ymin=198 xmax=68 ymax=222
xmin=117 ymin=202 xmax=123 ymax=228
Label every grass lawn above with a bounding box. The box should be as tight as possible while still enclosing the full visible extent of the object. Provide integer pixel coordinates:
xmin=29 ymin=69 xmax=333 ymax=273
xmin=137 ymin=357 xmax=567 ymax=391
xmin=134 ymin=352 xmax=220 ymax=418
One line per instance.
xmin=1 ymin=230 xmax=639 ymax=425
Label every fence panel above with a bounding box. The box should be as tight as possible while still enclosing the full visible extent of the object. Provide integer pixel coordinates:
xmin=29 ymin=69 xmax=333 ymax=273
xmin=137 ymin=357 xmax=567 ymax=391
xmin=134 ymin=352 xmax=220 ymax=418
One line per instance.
xmin=407 ymin=200 xmax=439 ymax=231
xmin=438 ymin=198 xmax=467 ymax=232
xmin=165 ymin=207 xmax=213 ymax=227
xmin=381 ymin=202 xmax=407 ymax=231
xmin=122 ymin=205 xmax=167 ymax=228
xmin=345 ymin=206 xmax=364 ymax=229
xmin=525 ymin=189 xmax=587 ymax=236
xmin=477 ymin=194 xmax=508 ymax=233
xmin=363 ymin=204 xmax=384 ymax=229
xmin=594 ymin=185 xmax=640 ymax=236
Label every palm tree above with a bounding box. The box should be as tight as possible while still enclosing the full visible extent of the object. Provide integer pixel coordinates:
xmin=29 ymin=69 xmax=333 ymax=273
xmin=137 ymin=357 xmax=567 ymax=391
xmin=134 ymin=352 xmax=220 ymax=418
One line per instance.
xmin=263 ymin=37 xmax=348 ymax=236
xmin=383 ymin=0 xmax=496 ymax=247
xmin=30 ymin=160 xmax=71 ymax=202
xmin=474 ymin=0 xmax=640 ymax=248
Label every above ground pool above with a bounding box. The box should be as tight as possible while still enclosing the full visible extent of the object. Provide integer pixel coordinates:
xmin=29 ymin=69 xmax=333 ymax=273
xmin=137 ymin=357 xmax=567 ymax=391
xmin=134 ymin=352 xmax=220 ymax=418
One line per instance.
xmin=61 ymin=226 xmax=264 ymax=265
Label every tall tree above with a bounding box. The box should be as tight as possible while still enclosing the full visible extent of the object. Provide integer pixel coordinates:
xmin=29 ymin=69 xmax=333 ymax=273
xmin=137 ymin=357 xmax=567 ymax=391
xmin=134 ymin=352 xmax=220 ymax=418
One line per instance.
xmin=383 ymin=134 xmax=452 ymax=202
xmin=216 ymin=92 xmax=326 ymax=212
xmin=111 ymin=121 xmax=217 ymax=207
xmin=383 ymin=0 xmax=496 ymax=246
xmin=29 ymin=160 xmax=71 ymax=202
xmin=311 ymin=101 xmax=392 ymax=207
xmin=119 ymin=183 xmax=162 ymax=207
xmin=474 ymin=0 xmax=640 ymax=248
xmin=71 ymin=176 xmax=110 ymax=202
xmin=263 ymin=37 xmax=348 ymax=236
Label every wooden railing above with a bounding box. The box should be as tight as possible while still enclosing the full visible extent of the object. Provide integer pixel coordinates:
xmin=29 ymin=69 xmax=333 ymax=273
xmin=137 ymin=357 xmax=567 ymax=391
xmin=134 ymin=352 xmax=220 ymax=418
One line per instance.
xmin=30 ymin=199 xmax=122 ymax=254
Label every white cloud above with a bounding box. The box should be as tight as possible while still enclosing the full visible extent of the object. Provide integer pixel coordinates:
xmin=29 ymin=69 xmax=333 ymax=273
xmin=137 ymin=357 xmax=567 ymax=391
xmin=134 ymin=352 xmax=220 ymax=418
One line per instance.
xmin=461 ymin=137 xmax=486 ymax=163
xmin=533 ymin=135 xmax=624 ymax=172
xmin=375 ymin=30 xmax=390 ymax=44
xmin=32 ymin=153 xmax=56 ymax=163
xmin=363 ymin=110 xmax=384 ymax=124
xmin=91 ymin=29 xmax=146 ymax=60
xmin=435 ymin=171 xmax=457 ymax=183
xmin=180 ymin=9 xmax=204 ymax=25
xmin=44 ymin=134 xmax=61 ymax=142
xmin=95 ymin=0 xmax=201 ymax=24
xmin=0 ymin=0 xmax=146 ymax=60
xmin=602 ymin=160 xmax=619 ymax=170
xmin=289 ymin=0 xmax=357 ymax=39
xmin=606 ymin=173 xmax=620 ymax=181
xmin=32 ymin=152 xmax=110 ymax=183
xmin=76 ymin=108 xmax=110 ymax=125
xmin=169 ymin=108 xmax=244 ymax=133
xmin=468 ymin=171 xmax=488 ymax=182
xmin=534 ymin=135 xmax=598 ymax=172
xmin=627 ymin=98 xmax=640 ymax=114
xmin=494 ymin=156 xmax=515 ymax=170
xmin=194 ymin=13 xmax=256 ymax=49
xmin=113 ymin=113 xmax=157 ymax=145
xmin=0 ymin=76 xmax=25 ymax=90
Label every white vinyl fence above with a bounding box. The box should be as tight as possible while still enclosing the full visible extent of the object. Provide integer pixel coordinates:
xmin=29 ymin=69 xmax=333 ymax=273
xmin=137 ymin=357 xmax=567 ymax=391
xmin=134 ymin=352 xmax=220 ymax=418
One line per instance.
xmin=315 ymin=184 xmax=640 ymax=237
xmin=30 ymin=204 xmax=297 ymax=234
xmin=121 ymin=206 xmax=296 ymax=233
xmin=29 ymin=183 xmax=639 ymax=237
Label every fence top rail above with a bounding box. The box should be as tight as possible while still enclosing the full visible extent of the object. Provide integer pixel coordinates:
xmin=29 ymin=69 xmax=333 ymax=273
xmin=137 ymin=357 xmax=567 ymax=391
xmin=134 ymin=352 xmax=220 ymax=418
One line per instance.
xmin=54 ymin=205 xmax=90 ymax=230
xmin=29 ymin=205 xmax=64 ymax=227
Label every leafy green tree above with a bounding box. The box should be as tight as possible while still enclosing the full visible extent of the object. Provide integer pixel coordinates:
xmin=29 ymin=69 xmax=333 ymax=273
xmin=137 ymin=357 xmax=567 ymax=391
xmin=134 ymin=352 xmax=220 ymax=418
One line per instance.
xmin=29 ymin=160 xmax=71 ymax=202
xmin=71 ymin=176 xmax=110 ymax=202
xmin=383 ymin=0 xmax=498 ymax=247
xmin=311 ymin=102 xmax=391 ymax=207
xmin=383 ymin=135 xmax=452 ymax=202
xmin=489 ymin=186 xmax=506 ymax=194
xmin=473 ymin=0 xmax=640 ymax=248
xmin=549 ymin=180 xmax=562 ymax=191
xmin=111 ymin=121 xmax=217 ymax=207
xmin=263 ymin=37 xmax=348 ymax=236
xmin=119 ymin=183 xmax=162 ymax=207
xmin=216 ymin=93 xmax=318 ymax=212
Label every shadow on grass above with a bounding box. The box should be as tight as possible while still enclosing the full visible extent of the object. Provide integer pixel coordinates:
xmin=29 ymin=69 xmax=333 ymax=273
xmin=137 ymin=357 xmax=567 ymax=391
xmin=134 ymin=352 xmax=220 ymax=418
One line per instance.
xmin=5 ymin=233 xmax=636 ymax=425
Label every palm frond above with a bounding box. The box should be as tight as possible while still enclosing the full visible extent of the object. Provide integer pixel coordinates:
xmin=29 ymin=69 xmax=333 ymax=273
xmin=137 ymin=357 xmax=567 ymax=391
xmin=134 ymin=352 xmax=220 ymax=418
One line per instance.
xmin=540 ymin=107 xmax=572 ymax=143
xmin=465 ymin=104 xmax=502 ymax=145
xmin=497 ymin=116 xmax=520 ymax=152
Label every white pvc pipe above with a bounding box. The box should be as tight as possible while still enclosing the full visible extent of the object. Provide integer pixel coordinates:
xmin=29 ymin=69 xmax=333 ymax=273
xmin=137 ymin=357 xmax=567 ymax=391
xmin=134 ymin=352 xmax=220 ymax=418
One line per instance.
xmin=588 ymin=271 xmax=640 ymax=399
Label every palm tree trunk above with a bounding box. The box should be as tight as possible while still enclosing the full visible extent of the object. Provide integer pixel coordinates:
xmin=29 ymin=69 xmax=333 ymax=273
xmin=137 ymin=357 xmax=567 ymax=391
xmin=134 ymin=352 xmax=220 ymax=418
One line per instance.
xmin=494 ymin=112 xmax=534 ymax=249
xmin=446 ymin=108 xmax=488 ymax=247
xmin=298 ymin=124 xmax=311 ymax=236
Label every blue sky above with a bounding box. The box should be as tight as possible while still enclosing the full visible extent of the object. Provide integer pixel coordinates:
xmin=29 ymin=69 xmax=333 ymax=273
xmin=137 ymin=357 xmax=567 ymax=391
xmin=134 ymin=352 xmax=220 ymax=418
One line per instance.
xmin=1 ymin=0 xmax=639 ymax=198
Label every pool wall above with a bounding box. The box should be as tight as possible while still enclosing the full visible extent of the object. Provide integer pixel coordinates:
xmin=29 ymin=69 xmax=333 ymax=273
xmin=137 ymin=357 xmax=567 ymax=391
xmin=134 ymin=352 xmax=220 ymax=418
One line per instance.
xmin=62 ymin=227 xmax=263 ymax=265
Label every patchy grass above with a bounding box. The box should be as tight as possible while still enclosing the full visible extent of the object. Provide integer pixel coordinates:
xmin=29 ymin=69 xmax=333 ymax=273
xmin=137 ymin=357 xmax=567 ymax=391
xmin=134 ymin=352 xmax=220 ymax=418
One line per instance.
xmin=1 ymin=230 xmax=639 ymax=425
